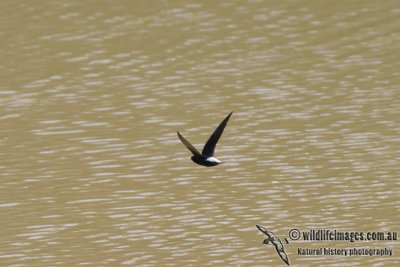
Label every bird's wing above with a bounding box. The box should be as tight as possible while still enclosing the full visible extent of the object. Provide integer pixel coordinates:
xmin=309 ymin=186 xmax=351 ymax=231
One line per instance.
xmin=273 ymin=237 xmax=289 ymax=265
xmin=256 ymin=225 xmax=274 ymax=239
xmin=202 ymin=112 xmax=233 ymax=157
xmin=177 ymin=131 xmax=201 ymax=156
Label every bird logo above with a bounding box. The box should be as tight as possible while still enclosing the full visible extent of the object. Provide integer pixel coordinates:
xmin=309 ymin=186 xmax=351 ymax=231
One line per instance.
xmin=256 ymin=225 xmax=290 ymax=266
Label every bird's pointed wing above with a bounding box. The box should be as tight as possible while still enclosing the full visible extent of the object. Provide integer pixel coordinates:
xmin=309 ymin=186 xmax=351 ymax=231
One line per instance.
xmin=177 ymin=131 xmax=201 ymax=156
xmin=202 ymin=112 xmax=233 ymax=157
xmin=256 ymin=225 xmax=273 ymax=239
xmin=275 ymin=244 xmax=290 ymax=265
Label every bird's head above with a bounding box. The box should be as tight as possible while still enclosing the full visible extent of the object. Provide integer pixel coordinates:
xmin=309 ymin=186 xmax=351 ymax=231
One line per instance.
xmin=262 ymin=238 xmax=270 ymax=245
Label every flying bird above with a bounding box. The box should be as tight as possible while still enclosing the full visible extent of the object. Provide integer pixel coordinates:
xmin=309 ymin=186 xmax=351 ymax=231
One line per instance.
xmin=256 ymin=225 xmax=290 ymax=266
xmin=177 ymin=112 xmax=233 ymax=167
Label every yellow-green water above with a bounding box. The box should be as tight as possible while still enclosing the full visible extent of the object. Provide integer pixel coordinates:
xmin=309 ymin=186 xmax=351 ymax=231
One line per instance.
xmin=1 ymin=1 xmax=399 ymax=266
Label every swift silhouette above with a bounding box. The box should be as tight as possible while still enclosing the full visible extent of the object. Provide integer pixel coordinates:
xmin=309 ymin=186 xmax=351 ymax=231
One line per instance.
xmin=256 ymin=225 xmax=290 ymax=266
xmin=177 ymin=112 xmax=233 ymax=167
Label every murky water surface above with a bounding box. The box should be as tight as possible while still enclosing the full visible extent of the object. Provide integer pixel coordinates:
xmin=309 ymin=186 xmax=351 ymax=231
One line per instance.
xmin=1 ymin=1 xmax=399 ymax=266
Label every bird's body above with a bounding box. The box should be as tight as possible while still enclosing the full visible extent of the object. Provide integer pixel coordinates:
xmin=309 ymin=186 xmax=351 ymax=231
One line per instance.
xmin=190 ymin=155 xmax=221 ymax=166
xmin=177 ymin=112 xmax=232 ymax=167
xmin=256 ymin=225 xmax=290 ymax=266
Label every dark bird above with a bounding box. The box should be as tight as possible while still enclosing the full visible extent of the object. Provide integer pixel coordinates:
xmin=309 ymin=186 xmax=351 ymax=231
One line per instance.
xmin=256 ymin=225 xmax=290 ymax=266
xmin=177 ymin=112 xmax=233 ymax=167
